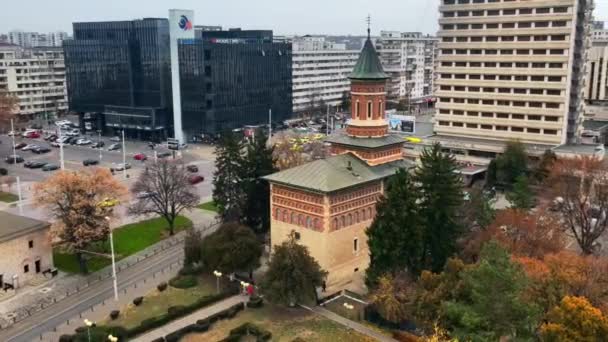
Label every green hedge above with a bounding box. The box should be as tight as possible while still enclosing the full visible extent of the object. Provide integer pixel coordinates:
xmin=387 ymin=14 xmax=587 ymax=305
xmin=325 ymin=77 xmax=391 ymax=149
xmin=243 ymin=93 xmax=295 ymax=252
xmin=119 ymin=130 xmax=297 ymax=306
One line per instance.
xmin=248 ymin=295 xmax=264 ymax=308
xmin=161 ymin=302 xmax=244 ymax=341
xmin=220 ymin=322 xmax=272 ymax=342
xmin=168 ymin=274 xmax=198 ymax=289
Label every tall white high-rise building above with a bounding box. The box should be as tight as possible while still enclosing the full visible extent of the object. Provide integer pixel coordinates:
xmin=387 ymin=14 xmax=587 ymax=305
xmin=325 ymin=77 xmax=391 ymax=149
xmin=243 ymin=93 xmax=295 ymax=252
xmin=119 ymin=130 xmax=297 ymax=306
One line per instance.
xmin=8 ymin=31 xmax=69 ymax=48
xmin=292 ymin=36 xmax=360 ymax=114
xmin=376 ymin=32 xmax=438 ymax=104
xmin=0 ymin=45 xmax=68 ymax=119
xmin=433 ymin=0 xmax=593 ymax=152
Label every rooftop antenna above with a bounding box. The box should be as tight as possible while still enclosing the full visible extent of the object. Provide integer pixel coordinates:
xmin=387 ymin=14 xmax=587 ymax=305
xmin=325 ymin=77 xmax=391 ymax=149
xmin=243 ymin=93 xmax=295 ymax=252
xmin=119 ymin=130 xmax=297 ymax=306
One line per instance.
xmin=366 ymin=14 xmax=371 ymax=39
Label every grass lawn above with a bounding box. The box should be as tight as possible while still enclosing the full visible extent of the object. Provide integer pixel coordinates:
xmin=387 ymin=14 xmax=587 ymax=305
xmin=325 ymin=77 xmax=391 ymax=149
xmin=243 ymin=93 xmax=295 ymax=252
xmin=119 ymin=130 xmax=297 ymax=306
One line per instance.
xmin=106 ymin=274 xmax=217 ymax=330
xmin=53 ymin=216 xmax=193 ymax=274
xmin=0 ymin=191 xmax=18 ymax=203
xmin=182 ymin=304 xmax=377 ymax=342
xmin=197 ymin=200 xmax=218 ymax=213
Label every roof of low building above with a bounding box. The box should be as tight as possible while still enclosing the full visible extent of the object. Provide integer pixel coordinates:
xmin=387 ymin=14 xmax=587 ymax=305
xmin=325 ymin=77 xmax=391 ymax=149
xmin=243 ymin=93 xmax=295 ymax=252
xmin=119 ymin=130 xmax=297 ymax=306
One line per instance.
xmin=325 ymin=133 xmax=405 ymax=149
xmin=583 ymin=120 xmax=608 ymax=131
xmin=264 ymin=153 xmax=412 ymax=193
xmin=349 ymin=38 xmax=388 ymax=80
xmin=0 ymin=211 xmax=50 ymax=243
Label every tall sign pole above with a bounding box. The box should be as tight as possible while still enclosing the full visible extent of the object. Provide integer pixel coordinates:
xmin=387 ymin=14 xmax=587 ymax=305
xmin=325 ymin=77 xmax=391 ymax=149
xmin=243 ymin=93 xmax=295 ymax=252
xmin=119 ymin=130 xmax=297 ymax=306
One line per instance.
xmin=169 ymin=9 xmax=195 ymax=144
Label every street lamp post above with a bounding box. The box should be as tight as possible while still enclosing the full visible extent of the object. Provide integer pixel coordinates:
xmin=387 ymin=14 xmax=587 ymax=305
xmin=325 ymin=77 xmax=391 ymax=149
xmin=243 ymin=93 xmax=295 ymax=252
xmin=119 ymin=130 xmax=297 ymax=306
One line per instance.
xmin=84 ymin=319 xmax=93 ymax=342
xmin=121 ymin=130 xmax=127 ymax=179
xmin=10 ymin=119 xmax=16 ymax=164
xmin=105 ymin=216 xmax=119 ymax=301
xmin=108 ymin=334 xmax=118 ymax=342
xmin=58 ymin=128 xmax=65 ymax=170
xmin=213 ymin=270 xmax=222 ymax=294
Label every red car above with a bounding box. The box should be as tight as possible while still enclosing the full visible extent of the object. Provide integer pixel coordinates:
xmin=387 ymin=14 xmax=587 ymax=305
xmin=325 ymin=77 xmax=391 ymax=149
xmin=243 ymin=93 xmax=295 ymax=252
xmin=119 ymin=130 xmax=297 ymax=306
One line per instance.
xmin=25 ymin=131 xmax=40 ymax=139
xmin=188 ymin=175 xmax=204 ymax=185
xmin=133 ymin=153 xmax=147 ymax=161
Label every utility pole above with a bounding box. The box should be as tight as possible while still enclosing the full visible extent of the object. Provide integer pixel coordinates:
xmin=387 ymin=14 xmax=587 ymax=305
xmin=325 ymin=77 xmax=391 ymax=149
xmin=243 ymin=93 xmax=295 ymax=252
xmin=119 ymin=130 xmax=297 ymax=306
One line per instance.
xmin=10 ymin=119 xmax=16 ymax=164
xmin=16 ymin=176 xmax=22 ymax=215
xmin=268 ymin=109 xmax=272 ymax=145
xmin=326 ymin=103 xmax=330 ymax=135
xmin=121 ymin=130 xmax=127 ymax=179
xmin=59 ymin=127 xmax=65 ymax=170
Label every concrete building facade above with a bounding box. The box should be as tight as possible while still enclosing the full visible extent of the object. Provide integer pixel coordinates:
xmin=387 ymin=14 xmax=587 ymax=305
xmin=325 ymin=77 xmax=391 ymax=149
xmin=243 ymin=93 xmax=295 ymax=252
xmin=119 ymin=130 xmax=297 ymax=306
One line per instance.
xmin=585 ymin=21 xmax=608 ymax=102
xmin=8 ymin=31 xmax=69 ymax=48
xmin=0 ymin=212 xmax=53 ymax=290
xmin=292 ymin=37 xmax=360 ymax=114
xmin=376 ymin=31 xmax=438 ymax=103
xmin=0 ymin=44 xmax=67 ymax=120
xmin=434 ymin=0 xmax=593 ymax=149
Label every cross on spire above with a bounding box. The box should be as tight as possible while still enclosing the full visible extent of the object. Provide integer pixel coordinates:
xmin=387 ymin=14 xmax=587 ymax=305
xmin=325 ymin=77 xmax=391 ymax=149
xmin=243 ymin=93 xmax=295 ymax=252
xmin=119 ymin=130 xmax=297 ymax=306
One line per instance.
xmin=366 ymin=14 xmax=371 ymax=39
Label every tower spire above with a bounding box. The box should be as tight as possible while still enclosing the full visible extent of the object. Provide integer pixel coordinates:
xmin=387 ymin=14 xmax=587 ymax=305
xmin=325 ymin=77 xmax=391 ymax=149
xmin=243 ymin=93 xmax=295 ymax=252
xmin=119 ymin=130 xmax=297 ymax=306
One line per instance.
xmin=366 ymin=14 xmax=371 ymax=39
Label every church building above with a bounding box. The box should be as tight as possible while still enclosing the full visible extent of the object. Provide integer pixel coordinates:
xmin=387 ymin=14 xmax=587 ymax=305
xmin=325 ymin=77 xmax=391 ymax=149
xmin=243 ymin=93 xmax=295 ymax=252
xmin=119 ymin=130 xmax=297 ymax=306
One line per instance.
xmin=264 ymin=31 xmax=412 ymax=289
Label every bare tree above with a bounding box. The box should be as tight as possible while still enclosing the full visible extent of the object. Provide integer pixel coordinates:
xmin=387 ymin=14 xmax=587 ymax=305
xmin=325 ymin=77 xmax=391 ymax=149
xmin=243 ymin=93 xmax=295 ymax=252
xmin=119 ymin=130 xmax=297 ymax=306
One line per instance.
xmin=549 ymin=156 xmax=608 ymax=254
xmin=129 ymin=160 xmax=199 ymax=235
xmin=0 ymin=91 xmax=18 ymax=132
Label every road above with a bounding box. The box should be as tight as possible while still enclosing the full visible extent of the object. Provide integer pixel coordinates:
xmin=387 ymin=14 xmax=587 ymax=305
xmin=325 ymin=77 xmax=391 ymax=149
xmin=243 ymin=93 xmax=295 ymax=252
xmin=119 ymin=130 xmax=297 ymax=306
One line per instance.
xmin=0 ymin=235 xmax=185 ymax=342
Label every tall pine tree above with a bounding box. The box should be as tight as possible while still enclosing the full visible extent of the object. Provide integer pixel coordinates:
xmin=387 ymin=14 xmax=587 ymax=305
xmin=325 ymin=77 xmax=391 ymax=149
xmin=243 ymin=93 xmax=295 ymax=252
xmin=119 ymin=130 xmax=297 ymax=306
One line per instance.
xmin=415 ymin=143 xmax=464 ymax=272
xmin=366 ymin=168 xmax=423 ymax=286
xmin=213 ymin=131 xmax=246 ymax=221
xmin=243 ymin=129 xmax=277 ymax=234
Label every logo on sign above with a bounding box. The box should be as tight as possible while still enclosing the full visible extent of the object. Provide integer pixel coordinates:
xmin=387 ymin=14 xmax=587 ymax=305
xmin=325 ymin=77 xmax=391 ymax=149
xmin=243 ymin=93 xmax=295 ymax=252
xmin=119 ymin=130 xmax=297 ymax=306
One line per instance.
xmin=178 ymin=15 xmax=193 ymax=31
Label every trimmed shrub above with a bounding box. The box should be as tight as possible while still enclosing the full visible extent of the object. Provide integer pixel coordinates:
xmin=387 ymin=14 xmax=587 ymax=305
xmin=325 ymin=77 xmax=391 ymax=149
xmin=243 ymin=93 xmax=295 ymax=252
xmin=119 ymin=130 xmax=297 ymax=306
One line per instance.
xmin=178 ymin=264 xmax=205 ymax=276
xmin=168 ymin=275 xmax=198 ymax=289
xmin=392 ymin=331 xmax=421 ymax=342
xmin=74 ymin=327 xmax=86 ymax=334
xmin=0 ymin=168 xmax=7 ymax=176
xmin=167 ymin=305 xmax=186 ymax=317
xmin=221 ymin=322 xmax=272 ymax=342
xmin=151 ymin=338 xmax=165 ymax=342
xmin=292 ymin=338 xmax=307 ymax=342
xmin=248 ymin=295 xmax=264 ymax=308
xmin=133 ymin=296 xmax=144 ymax=306
xmin=157 ymin=282 xmax=168 ymax=292
xmin=59 ymin=335 xmax=73 ymax=342
xmin=110 ymin=310 xmax=120 ymax=320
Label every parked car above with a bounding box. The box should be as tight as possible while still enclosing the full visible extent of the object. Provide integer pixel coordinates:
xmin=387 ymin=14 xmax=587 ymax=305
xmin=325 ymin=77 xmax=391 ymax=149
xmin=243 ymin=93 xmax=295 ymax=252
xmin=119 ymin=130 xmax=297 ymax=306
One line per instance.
xmin=157 ymin=152 xmax=172 ymax=159
xmin=42 ymin=164 xmax=60 ymax=171
xmin=76 ymin=139 xmax=92 ymax=145
xmin=22 ymin=144 xmax=39 ymax=151
xmin=108 ymin=143 xmax=120 ymax=151
xmin=133 ymin=153 xmax=147 ymax=161
xmin=186 ymin=165 xmax=199 ymax=173
xmin=68 ymin=137 xmax=80 ymax=145
xmin=57 ymin=136 xmax=70 ymax=144
xmin=110 ymin=163 xmax=131 ymax=172
xmin=50 ymin=141 xmax=60 ymax=148
xmin=5 ymin=155 xmax=24 ymax=164
xmin=91 ymin=141 xmax=105 ymax=148
xmin=24 ymin=161 xmax=47 ymax=169
xmin=44 ymin=134 xmax=58 ymax=141
xmin=7 ymin=131 xmax=16 ymax=136
xmin=24 ymin=131 xmax=41 ymax=139
xmin=98 ymin=197 xmax=119 ymax=208
xmin=110 ymin=136 xmax=121 ymax=142
xmin=188 ymin=175 xmax=205 ymax=185
xmin=14 ymin=142 xmax=27 ymax=149
xmin=135 ymin=191 xmax=155 ymax=199
xmin=83 ymin=159 xmax=99 ymax=166
xmin=32 ymin=147 xmax=51 ymax=154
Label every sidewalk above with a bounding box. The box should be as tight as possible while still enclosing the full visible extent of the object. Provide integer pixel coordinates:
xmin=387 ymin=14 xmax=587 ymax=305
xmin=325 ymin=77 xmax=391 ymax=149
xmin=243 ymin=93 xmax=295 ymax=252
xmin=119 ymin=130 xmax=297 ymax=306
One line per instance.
xmin=303 ymin=305 xmax=397 ymax=342
xmin=131 ymin=295 xmax=246 ymax=342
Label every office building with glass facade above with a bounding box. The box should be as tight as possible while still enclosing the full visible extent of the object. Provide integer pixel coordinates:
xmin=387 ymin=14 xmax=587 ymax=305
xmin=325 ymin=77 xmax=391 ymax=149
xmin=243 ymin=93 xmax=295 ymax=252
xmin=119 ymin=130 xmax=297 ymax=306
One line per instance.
xmin=63 ymin=18 xmax=172 ymax=139
xmin=179 ymin=29 xmax=292 ymax=136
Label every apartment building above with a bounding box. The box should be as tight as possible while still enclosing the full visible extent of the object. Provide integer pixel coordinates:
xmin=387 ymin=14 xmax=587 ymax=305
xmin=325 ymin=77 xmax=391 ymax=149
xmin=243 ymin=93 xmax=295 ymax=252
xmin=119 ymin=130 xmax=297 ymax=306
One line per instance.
xmin=434 ymin=0 xmax=593 ymax=153
xmin=0 ymin=44 xmax=67 ymax=120
xmin=376 ymin=31 xmax=438 ymax=103
xmin=292 ymin=36 xmax=360 ymax=113
xmin=8 ymin=31 xmax=69 ymax=48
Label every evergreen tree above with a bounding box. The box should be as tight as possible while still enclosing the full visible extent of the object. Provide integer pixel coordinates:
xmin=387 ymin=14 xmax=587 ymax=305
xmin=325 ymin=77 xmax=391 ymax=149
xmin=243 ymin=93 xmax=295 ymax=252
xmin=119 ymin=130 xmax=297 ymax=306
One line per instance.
xmin=496 ymin=140 xmax=528 ymax=187
xmin=243 ymin=129 xmax=277 ymax=234
xmin=200 ymin=222 xmax=262 ymax=275
xmin=443 ymin=241 xmax=540 ymax=341
xmin=341 ymin=90 xmax=351 ymax=112
xmin=415 ymin=143 xmax=464 ymax=272
xmin=533 ymin=149 xmax=557 ymax=183
xmin=485 ymin=159 xmax=497 ymax=188
xmin=366 ymin=168 xmax=423 ymax=286
xmin=261 ymin=232 xmax=327 ymax=306
xmin=213 ymin=131 xmax=246 ymax=221
xmin=183 ymin=229 xmax=203 ymax=266
xmin=461 ymin=188 xmax=496 ymax=231
xmin=506 ymin=175 xmax=534 ymax=210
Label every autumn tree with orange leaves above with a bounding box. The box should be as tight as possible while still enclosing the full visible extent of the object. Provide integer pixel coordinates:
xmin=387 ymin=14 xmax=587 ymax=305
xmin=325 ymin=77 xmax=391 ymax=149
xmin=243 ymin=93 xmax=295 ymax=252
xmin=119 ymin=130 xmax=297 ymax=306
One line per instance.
xmin=540 ymin=296 xmax=608 ymax=342
xmin=461 ymin=208 xmax=566 ymax=262
xmin=548 ymin=156 xmax=608 ymax=254
xmin=34 ymin=168 xmax=127 ymax=273
xmin=0 ymin=91 xmax=18 ymax=132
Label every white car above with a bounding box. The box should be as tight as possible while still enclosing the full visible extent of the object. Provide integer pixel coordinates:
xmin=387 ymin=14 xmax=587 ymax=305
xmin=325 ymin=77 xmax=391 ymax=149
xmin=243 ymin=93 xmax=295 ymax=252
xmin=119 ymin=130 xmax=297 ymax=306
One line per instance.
xmin=21 ymin=130 xmax=37 ymax=137
xmin=57 ymin=136 xmax=70 ymax=144
xmin=7 ymin=131 xmax=16 ymax=137
xmin=110 ymin=163 xmax=131 ymax=172
xmin=110 ymin=136 xmax=121 ymax=142
xmin=76 ymin=139 xmax=92 ymax=145
xmin=55 ymin=120 xmax=71 ymax=126
xmin=65 ymin=131 xmax=79 ymax=137
xmin=22 ymin=144 xmax=39 ymax=151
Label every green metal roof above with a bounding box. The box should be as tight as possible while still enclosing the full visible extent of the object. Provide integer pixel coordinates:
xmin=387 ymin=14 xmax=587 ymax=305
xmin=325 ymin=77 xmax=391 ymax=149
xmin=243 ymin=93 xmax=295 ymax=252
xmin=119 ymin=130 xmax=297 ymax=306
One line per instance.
xmin=349 ymin=38 xmax=389 ymax=80
xmin=325 ymin=133 xmax=405 ymax=149
xmin=263 ymin=153 xmax=412 ymax=193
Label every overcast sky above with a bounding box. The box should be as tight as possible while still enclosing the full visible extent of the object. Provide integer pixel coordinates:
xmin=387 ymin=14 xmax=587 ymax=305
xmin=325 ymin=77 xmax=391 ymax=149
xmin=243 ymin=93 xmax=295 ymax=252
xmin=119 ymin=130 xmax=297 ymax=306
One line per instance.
xmin=1 ymin=0 xmax=608 ymax=36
